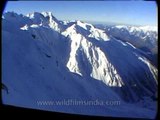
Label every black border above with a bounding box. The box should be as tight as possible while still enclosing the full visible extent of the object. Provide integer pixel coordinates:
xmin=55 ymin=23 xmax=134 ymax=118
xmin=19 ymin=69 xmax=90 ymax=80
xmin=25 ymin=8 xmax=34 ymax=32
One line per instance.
xmin=0 ymin=0 xmax=159 ymax=120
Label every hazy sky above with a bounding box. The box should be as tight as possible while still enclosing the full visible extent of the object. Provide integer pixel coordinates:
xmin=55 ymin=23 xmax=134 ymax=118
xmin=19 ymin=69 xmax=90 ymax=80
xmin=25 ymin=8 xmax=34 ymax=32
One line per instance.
xmin=3 ymin=1 xmax=157 ymax=26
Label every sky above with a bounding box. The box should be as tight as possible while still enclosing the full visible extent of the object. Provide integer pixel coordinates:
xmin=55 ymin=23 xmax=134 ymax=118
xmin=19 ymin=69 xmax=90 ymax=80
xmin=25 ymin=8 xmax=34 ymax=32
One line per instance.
xmin=3 ymin=1 xmax=157 ymax=26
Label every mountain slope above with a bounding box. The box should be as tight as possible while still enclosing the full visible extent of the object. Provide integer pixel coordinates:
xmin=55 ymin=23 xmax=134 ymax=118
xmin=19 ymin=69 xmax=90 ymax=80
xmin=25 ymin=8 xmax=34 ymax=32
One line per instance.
xmin=95 ymin=24 xmax=158 ymax=66
xmin=2 ymin=11 xmax=158 ymax=119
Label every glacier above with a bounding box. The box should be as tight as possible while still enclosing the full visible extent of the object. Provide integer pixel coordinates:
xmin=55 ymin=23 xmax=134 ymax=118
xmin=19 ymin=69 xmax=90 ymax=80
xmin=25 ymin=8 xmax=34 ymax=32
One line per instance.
xmin=2 ymin=11 xmax=158 ymax=119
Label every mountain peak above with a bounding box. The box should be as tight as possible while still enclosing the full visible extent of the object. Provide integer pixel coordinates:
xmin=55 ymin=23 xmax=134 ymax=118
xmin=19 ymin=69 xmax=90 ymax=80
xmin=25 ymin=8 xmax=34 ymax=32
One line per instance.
xmin=41 ymin=11 xmax=53 ymax=17
xmin=26 ymin=11 xmax=54 ymax=20
xmin=26 ymin=12 xmax=44 ymax=19
xmin=76 ymin=20 xmax=88 ymax=30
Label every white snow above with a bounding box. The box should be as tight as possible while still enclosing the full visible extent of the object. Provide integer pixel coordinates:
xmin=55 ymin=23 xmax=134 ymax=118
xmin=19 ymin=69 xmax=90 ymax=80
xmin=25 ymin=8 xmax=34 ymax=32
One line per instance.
xmin=2 ymin=11 xmax=158 ymax=119
xmin=104 ymin=25 xmax=158 ymax=55
xmin=139 ymin=26 xmax=157 ymax=32
xmin=20 ymin=24 xmax=28 ymax=30
xmin=126 ymin=42 xmax=136 ymax=49
xmin=30 ymin=24 xmax=39 ymax=28
xmin=76 ymin=20 xmax=88 ymax=30
xmin=89 ymin=28 xmax=109 ymax=41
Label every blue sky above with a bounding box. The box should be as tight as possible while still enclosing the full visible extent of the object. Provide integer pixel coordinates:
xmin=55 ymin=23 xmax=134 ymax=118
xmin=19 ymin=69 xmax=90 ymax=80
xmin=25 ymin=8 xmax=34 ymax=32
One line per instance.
xmin=3 ymin=1 xmax=157 ymax=26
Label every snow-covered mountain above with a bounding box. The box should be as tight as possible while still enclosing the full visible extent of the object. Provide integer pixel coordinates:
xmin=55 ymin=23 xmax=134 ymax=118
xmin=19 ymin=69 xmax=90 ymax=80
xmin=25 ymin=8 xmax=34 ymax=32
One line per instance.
xmin=2 ymin=11 xmax=158 ymax=119
xmin=95 ymin=24 xmax=158 ymax=66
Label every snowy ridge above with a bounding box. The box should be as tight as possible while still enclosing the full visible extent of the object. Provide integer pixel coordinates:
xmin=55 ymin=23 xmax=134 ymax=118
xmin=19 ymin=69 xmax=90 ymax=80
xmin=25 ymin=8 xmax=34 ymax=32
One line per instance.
xmin=61 ymin=23 xmax=123 ymax=86
xmin=104 ymin=25 xmax=158 ymax=55
xmin=2 ymin=11 xmax=158 ymax=119
xmin=115 ymin=25 xmax=157 ymax=32
xmin=26 ymin=11 xmax=61 ymax=32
